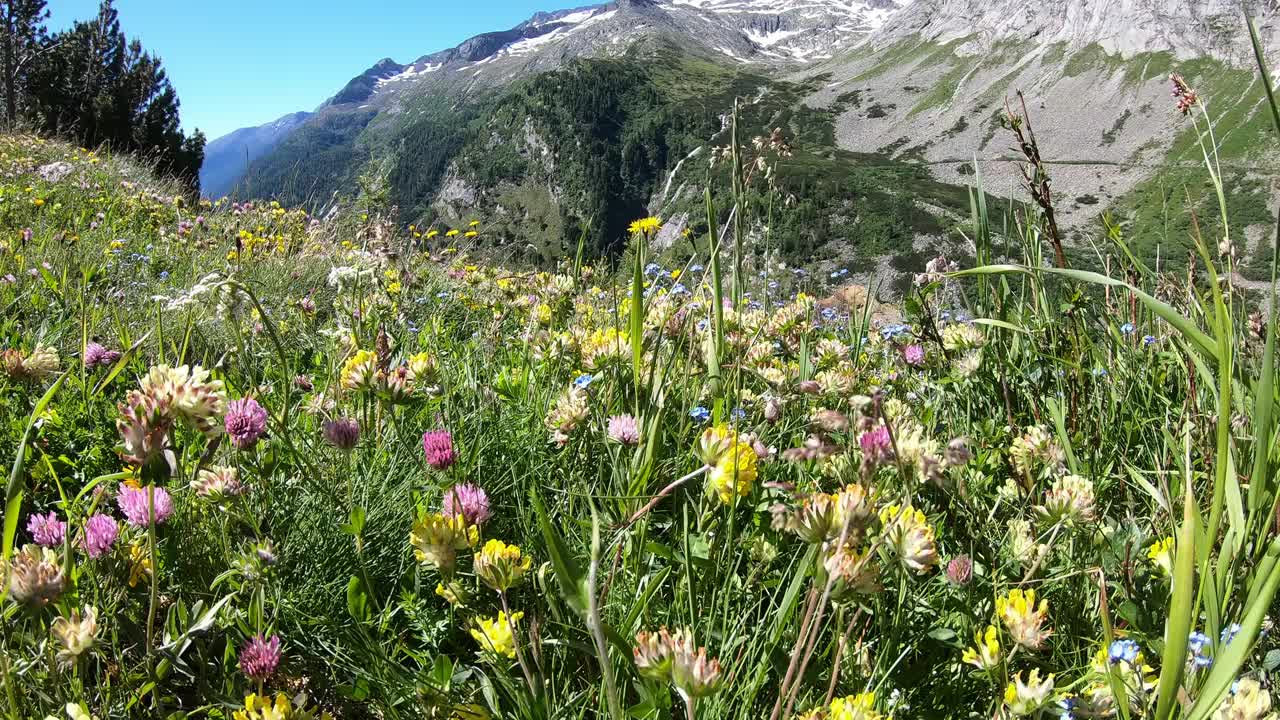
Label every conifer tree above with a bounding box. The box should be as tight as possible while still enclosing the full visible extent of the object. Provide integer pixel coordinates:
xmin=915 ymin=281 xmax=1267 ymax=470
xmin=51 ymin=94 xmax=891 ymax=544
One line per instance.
xmin=0 ymin=0 xmax=48 ymax=128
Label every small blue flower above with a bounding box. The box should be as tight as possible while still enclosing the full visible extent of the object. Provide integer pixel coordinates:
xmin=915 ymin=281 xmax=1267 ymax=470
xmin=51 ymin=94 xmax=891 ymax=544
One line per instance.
xmin=689 ymin=406 xmax=710 ymax=423
xmin=671 ymin=283 xmax=688 ymax=295
xmin=1108 ymin=639 xmax=1139 ymax=665
xmin=820 ymin=307 xmax=837 ymax=321
xmin=829 ymin=271 xmax=840 ymax=279
xmin=880 ymin=323 xmax=911 ymax=340
xmin=573 ymin=374 xmax=594 ymax=390
xmin=940 ymin=310 xmax=951 ymax=321
xmin=1092 ymin=367 xmax=1108 ymax=378
xmin=696 ymin=319 xmax=710 ymax=332
xmin=1143 ymin=335 xmax=1156 ymax=346
xmin=730 ymin=407 xmax=746 ymax=420
xmin=748 ymin=301 xmax=762 ymax=310
xmin=768 ymin=281 xmax=779 ymax=290
xmin=159 ymin=270 xmax=169 ymax=280
xmin=1120 ymin=322 xmax=1135 ymax=335
xmin=644 ymin=263 xmax=662 ymax=277
xmin=1188 ymin=631 xmax=1210 ymax=653
xmin=690 ymin=264 xmax=704 ymax=273
xmin=1221 ymin=623 xmax=1242 ymax=645
xmin=955 ymin=311 xmax=971 ymax=323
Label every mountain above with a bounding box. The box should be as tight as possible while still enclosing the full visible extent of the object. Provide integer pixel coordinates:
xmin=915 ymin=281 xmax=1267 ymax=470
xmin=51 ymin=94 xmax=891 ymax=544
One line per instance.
xmin=208 ymin=0 xmax=1280 ymax=283
xmin=199 ymin=111 xmax=312 ymax=197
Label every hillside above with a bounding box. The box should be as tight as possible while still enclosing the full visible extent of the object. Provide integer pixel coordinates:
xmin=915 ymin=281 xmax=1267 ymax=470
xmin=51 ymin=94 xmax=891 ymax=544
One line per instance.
xmin=203 ymin=0 xmax=1280 ymax=282
xmin=199 ymin=111 xmax=313 ymax=197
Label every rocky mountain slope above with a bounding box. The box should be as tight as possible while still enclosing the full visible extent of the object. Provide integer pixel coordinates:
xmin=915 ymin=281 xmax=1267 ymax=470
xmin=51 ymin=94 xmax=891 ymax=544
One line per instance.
xmin=205 ymin=0 xmax=1280 ymax=281
xmin=199 ymin=111 xmax=312 ymax=198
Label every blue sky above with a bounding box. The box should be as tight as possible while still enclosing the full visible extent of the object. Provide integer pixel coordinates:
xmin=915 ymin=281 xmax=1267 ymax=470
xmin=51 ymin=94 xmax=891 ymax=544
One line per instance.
xmin=47 ymin=1 xmax=589 ymax=140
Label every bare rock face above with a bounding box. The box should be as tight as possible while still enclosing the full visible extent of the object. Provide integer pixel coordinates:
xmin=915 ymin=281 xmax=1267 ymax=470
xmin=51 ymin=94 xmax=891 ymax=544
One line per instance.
xmin=877 ymin=0 xmax=1280 ymax=63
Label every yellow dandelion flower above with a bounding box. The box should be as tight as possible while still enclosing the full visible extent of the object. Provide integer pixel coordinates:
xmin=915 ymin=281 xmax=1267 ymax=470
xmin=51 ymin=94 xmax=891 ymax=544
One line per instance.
xmin=627 ymin=217 xmax=661 ymax=235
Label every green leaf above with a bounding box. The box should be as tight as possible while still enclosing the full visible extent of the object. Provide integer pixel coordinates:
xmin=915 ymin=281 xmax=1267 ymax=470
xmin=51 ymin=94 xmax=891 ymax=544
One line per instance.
xmin=346 ymin=575 xmax=369 ymax=622
xmin=1154 ymin=455 xmax=1199 ymax=720
xmin=531 ymin=488 xmax=588 ymax=613
xmin=2 ymin=372 xmax=67 ymax=605
xmin=1265 ymin=649 xmax=1280 ymax=672
xmin=1185 ymin=538 xmax=1280 ymax=720
xmin=341 ymin=506 xmax=367 ymax=536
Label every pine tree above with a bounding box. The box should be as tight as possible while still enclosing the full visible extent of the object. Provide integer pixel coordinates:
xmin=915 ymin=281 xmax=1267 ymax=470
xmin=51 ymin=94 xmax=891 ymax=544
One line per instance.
xmin=25 ymin=0 xmax=204 ymax=192
xmin=0 ymin=0 xmax=48 ymax=128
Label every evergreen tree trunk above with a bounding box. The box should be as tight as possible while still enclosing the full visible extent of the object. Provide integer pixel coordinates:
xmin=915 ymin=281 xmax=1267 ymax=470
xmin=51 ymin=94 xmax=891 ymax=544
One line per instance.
xmin=3 ymin=5 xmax=16 ymax=129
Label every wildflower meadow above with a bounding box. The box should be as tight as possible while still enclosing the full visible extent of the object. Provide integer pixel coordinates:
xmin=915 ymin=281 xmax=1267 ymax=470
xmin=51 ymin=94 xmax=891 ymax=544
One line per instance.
xmin=6 ymin=18 xmax=1280 ymax=720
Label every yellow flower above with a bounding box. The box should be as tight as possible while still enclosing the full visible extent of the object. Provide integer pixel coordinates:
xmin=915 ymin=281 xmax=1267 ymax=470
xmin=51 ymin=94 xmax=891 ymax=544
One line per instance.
xmin=627 ymin=216 xmax=661 ymax=235
xmin=469 ymin=219 xmax=480 ymax=227
xmin=696 ymin=424 xmax=739 ymax=466
xmin=708 ymin=443 xmax=757 ymax=504
xmin=407 ymin=352 xmax=436 ymax=384
xmin=879 ymin=504 xmax=938 ymax=573
xmin=474 ymin=538 xmax=532 ymax=592
xmin=996 ymin=588 xmax=1051 ymax=649
xmin=534 ymin=303 xmax=553 ymax=326
xmin=1003 ymin=669 xmax=1054 ymax=716
xmin=386 ymin=281 xmax=402 ymax=295
xmin=1216 ymin=677 xmax=1274 ymax=720
xmin=340 ymin=350 xmax=377 ymax=391
xmin=426 ymin=229 xmax=439 ymax=239
xmin=471 ymin=611 xmax=523 ymax=658
xmin=51 ymin=606 xmax=98 ymax=664
xmin=410 ymin=512 xmax=478 ymax=576
xmin=233 ymin=692 xmax=333 ymax=720
xmin=128 ymin=541 xmax=152 ymax=588
xmin=671 ymin=269 xmax=681 ymax=279
xmin=828 ymin=692 xmax=880 ymax=720
xmin=961 ymin=625 xmax=1001 ymax=670
xmin=446 ymin=229 xmax=459 ymax=237
xmin=464 ymin=230 xmax=478 ymax=238
xmin=1148 ymin=536 xmax=1174 ymax=576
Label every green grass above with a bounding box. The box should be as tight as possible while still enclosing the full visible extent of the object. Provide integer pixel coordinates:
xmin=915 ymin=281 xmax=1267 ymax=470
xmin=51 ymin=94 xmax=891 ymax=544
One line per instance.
xmin=3 ymin=33 xmax=1280 ymax=720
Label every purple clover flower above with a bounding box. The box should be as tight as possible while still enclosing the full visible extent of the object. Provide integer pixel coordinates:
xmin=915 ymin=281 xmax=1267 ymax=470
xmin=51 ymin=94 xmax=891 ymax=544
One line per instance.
xmin=422 ymin=430 xmax=455 ymax=470
xmin=607 ymin=414 xmax=641 ymax=446
xmin=82 ymin=514 xmax=119 ymax=558
xmin=225 ymin=397 xmax=268 ymax=451
xmin=117 ymin=485 xmax=173 ymax=527
xmin=239 ymin=634 xmax=282 ymax=681
xmin=83 ymin=342 xmax=121 ymax=369
xmin=442 ymin=483 xmax=491 ymax=526
xmin=27 ymin=511 xmax=66 ymax=547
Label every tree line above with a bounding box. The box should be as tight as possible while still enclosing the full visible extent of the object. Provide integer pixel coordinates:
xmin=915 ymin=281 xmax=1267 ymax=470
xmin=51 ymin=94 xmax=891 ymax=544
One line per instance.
xmin=1 ymin=0 xmax=203 ymax=192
